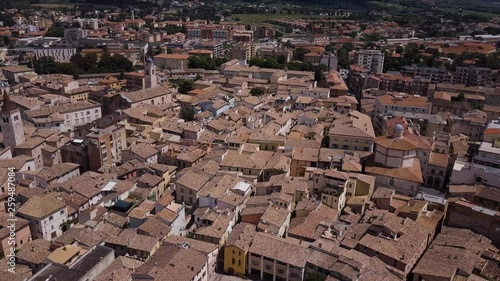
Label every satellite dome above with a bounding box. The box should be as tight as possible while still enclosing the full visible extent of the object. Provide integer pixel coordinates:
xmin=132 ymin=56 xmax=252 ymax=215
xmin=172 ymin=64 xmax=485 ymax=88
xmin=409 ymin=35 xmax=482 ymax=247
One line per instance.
xmin=394 ymin=123 xmax=404 ymax=131
xmin=393 ymin=123 xmax=404 ymax=138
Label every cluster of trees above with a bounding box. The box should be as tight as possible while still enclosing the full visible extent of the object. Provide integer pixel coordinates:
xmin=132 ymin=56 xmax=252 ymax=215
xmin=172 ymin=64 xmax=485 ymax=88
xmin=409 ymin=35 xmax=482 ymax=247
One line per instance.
xmin=180 ymin=106 xmax=196 ymax=121
xmin=248 ymin=57 xmax=325 ymax=72
xmin=188 ymin=55 xmax=228 ymax=70
xmin=384 ymin=43 xmax=500 ymax=72
xmin=170 ymin=79 xmax=195 ymax=94
xmin=30 ymin=53 xmax=133 ymax=77
xmin=335 ymin=43 xmax=355 ymax=69
xmin=250 ymin=87 xmax=265 ymax=96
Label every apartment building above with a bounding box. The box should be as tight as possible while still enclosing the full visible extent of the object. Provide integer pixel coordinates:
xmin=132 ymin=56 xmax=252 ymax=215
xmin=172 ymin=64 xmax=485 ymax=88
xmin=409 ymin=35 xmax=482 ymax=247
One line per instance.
xmin=248 ymin=232 xmax=311 ymax=281
xmin=25 ymin=101 xmax=102 ymax=131
xmin=453 ymin=66 xmax=492 ymax=86
xmin=374 ymin=74 xmax=430 ymax=96
xmin=402 ymin=65 xmax=493 ymax=86
xmin=17 ymin=193 xmax=68 ymax=240
xmin=79 ymin=123 xmax=127 ymax=171
xmin=402 ymin=65 xmax=453 ymax=84
xmin=63 ymin=28 xmax=88 ymax=40
xmin=73 ymin=18 xmax=99 ymax=29
xmin=230 ymin=42 xmax=256 ymax=61
xmin=356 ymin=49 xmax=385 ymax=73
xmin=187 ymin=26 xmax=232 ymax=41
xmin=193 ymin=41 xmax=224 ymax=58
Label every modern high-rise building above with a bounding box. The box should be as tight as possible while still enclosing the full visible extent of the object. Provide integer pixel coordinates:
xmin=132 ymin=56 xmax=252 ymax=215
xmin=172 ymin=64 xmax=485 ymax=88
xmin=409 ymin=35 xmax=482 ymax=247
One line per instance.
xmin=356 ymin=49 xmax=385 ymax=73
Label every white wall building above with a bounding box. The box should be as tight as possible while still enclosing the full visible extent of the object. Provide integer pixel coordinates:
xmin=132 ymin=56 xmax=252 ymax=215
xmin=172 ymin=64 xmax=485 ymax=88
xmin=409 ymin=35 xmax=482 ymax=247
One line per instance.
xmin=357 ymin=49 xmax=385 ymax=73
xmin=17 ymin=193 xmax=68 ymax=240
xmin=34 ymin=47 xmax=77 ymax=62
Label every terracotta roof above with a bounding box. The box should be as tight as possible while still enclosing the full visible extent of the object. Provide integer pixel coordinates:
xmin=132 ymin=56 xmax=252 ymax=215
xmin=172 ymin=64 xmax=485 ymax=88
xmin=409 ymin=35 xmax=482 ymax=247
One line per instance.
xmin=429 ymin=153 xmax=449 ymax=167
xmin=226 ymin=222 xmax=256 ymax=251
xmin=366 ymin=158 xmax=423 ymax=183
xmin=249 ymin=232 xmax=311 ymax=268
xmin=375 ymin=135 xmax=418 ymax=151
xmin=154 ymin=53 xmax=190 ymax=60
xmin=18 ymin=192 xmax=66 ymax=219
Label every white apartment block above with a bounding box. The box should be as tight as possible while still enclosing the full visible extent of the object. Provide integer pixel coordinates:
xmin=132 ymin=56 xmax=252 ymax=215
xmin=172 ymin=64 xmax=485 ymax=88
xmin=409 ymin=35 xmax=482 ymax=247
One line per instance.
xmin=27 ymin=102 xmax=102 ymax=132
xmin=64 ymin=28 xmax=88 ymax=40
xmin=64 ymin=104 xmax=102 ymax=129
xmin=34 ymin=47 xmax=77 ymax=62
xmin=17 ymin=194 xmax=68 ymax=240
xmin=73 ymin=18 xmax=99 ymax=29
xmin=357 ymin=49 xmax=385 ymax=73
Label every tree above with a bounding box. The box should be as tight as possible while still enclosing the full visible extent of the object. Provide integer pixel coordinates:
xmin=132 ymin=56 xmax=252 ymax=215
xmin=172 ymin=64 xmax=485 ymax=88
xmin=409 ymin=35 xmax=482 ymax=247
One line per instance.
xmin=314 ymin=67 xmax=325 ymax=82
xmin=71 ymin=21 xmax=81 ymax=28
xmin=97 ymin=54 xmax=133 ymax=73
xmin=33 ymin=56 xmax=57 ymax=74
xmin=293 ymin=47 xmax=309 ymax=61
xmin=188 ymin=55 xmax=227 ymax=70
xmin=177 ymin=79 xmax=194 ymax=94
xmin=337 ymin=48 xmax=350 ymax=69
xmin=250 ymin=87 xmax=265 ymax=96
xmin=180 ymin=106 xmax=195 ymax=121
xmin=45 ymin=26 xmax=64 ymax=37
xmin=70 ymin=53 xmax=97 ymax=73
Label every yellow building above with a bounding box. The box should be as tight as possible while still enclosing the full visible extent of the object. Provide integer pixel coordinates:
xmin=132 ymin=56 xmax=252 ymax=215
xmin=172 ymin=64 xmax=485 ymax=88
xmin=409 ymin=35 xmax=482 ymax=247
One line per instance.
xmin=65 ymin=86 xmax=91 ymax=102
xmin=223 ymin=223 xmax=256 ymax=276
xmin=99 ymin=76 xmax=122 ymax=90
xmin=47 ymin=245 xmax=85 ymax=265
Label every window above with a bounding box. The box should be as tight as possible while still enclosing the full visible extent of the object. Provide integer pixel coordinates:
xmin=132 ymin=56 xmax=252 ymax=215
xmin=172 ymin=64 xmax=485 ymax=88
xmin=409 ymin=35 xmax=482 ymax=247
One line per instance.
xmin=265 ymin=265 xmax=271 ymax=270
xmin=60 ymin=210 xmax=64 ymax=215
xmin=389 ymin=179 xmax=394 ymax=185
xmin=232 ymin=258 xmax=235 ymax=265
xmin=49 ymin=215 xmax=53 ymax=221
